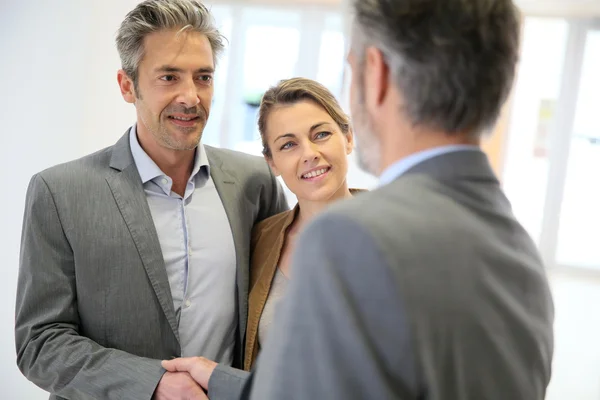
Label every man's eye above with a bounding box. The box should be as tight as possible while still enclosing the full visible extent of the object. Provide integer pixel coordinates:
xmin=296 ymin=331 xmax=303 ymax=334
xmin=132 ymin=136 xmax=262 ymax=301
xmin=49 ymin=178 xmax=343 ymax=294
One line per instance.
xmin=198 ymin=75 xmax=213 ymax=82
xmin=160 ymin=75 xmax=176 ymax=82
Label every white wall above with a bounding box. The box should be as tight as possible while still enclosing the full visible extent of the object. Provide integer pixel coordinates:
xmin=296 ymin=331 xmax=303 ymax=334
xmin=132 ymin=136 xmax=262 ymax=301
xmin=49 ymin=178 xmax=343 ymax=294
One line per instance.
xmin=0 ymin=1 xmax=137 ymax=397
xmin=1 ymin=1 xmax=88 ymax=397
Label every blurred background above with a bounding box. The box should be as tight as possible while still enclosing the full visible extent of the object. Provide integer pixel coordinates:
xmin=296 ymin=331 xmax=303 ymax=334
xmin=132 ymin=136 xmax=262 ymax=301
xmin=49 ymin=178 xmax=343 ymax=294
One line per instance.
xmin=1 ymin=0 xmax=600 ymax=398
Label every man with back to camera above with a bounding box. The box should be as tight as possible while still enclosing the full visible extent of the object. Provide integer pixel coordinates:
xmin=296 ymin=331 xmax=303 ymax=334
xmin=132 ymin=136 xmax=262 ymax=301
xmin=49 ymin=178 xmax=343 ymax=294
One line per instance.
xmin=164 ymin=0 xmax=555 ymax=399
xmin=14 ymin=0 xmax=287 ymax=399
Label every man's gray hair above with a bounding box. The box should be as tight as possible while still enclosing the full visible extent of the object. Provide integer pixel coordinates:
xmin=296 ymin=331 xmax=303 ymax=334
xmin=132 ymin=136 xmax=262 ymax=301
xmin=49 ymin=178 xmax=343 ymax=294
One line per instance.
xmin=351 ymin=0 xmax=520 ymax=136
xmin=116 ymin=0 xmax=226 ymax=92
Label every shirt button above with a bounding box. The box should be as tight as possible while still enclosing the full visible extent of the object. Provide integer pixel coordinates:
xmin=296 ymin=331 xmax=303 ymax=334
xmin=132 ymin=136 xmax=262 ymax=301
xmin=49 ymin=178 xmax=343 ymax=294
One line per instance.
xmin=185 ymin=300 xmax=192 ymax=308
xmin=162 ymin=178 xmax=168 ymax=185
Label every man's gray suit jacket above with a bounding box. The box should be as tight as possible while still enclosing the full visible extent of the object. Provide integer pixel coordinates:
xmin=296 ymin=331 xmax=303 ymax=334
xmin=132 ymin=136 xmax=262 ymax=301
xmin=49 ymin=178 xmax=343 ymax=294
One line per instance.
xmin=241 ymin=150 xmax=554 ymax=400
xmin=15 ymin=129 xmax=288 ymax=399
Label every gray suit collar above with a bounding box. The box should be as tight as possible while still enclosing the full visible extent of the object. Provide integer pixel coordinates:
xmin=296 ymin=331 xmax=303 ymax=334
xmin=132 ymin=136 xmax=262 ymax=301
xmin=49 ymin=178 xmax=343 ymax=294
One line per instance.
xmin=110 ymin=129 xmax=223 ymax=178
xmin=204 ymin=146 xmax=239 ymax=185
xmin=109 ymin=129 xmax=135 ymax=172
xmin=109 ymin=128 xmax=237 ymax=177
xmin=403 ymin=149 xmax=498 ymax=184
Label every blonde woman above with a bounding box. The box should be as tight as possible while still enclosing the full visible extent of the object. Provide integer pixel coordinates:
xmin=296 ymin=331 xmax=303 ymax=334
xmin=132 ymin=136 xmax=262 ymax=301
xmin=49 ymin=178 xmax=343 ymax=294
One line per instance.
xmin=162 ymin=77 xmax=364 ymax=397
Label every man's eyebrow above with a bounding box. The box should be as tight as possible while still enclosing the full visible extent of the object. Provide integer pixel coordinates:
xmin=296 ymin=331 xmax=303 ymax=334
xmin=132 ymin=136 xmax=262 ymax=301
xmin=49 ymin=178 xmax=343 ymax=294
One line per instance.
xmin=154 ymin=65 xmax=215 ymax=74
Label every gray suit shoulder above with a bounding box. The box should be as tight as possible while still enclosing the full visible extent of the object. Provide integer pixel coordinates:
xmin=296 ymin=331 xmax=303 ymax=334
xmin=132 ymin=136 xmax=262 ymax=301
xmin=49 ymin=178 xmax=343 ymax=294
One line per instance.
xmin=324 ymin=174 xmax=524 ymax=251
xmin=34 ymin=145 xmax=114 ymax=186
xmin=320 ymin=176 xmax=432 ymax=238
xmin=205 ymin=146 xmax=272 ymax=177
xmin=317 ymin=174 xmax=548 ymax=311
xmin=204 ymin=145 xmax=288 ymax=220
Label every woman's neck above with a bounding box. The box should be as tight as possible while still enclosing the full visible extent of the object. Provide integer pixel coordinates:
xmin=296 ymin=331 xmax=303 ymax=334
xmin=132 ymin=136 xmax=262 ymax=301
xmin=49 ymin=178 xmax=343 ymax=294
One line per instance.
xmin=292 ymin=182 xmax=353 ymax=234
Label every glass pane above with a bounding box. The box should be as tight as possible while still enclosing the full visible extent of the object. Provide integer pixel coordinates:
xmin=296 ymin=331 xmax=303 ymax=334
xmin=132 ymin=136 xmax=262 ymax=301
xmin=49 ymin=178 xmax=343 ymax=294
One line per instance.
xmin=556 ymin=30 xmax=600 ymax=269
xmin=501 ymin=17 xmax=569 ymax=243
xmin=316 ymin=15 xmax=345 ymax=98
xmin=242 ymin=26 xmax=300 ymax=100
xmin=223 ymin=9 xmax=302 ymax=204
xmin=237 ymin=24 xmax=300 ymax=146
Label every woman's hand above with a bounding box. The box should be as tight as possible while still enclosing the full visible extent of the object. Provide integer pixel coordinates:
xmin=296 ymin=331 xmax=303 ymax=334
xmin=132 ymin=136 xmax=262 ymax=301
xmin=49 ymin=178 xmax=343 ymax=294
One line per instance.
xmin=161 ymin=357 xmax=218 ymax=391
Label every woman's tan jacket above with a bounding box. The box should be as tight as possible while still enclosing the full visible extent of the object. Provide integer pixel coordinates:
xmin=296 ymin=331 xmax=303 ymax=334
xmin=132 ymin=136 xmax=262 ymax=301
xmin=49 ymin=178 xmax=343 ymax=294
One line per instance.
xmin=243 ymin=189 xmax=364 ymax=370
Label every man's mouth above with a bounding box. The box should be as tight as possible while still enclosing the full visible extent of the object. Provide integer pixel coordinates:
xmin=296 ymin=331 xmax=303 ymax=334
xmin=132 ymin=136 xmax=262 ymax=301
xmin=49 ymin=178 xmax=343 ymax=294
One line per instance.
xmin=168 ymin=115 xmax=201 ymax=127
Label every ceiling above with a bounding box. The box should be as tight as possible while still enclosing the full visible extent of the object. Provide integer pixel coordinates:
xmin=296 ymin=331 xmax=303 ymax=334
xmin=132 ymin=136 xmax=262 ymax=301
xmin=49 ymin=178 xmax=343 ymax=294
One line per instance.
xmin=209 ymin=0 xmax=600 ymax=17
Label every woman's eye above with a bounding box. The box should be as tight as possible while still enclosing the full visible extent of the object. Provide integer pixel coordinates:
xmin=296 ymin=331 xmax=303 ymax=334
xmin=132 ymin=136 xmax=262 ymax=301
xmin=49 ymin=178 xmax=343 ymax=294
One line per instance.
xmin=315 ymin=131 xmax=331 ymax=140
xmin=281 ymin=142 xmax=295 ymax=150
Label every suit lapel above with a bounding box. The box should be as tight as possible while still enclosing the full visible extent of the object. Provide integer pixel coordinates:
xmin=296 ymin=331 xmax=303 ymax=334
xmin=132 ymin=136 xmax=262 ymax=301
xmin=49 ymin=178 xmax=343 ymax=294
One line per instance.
xmin=106 ymin=131 xmax=180 ymax=344
xmin=205 ymin=146 xmax=252 ymax=364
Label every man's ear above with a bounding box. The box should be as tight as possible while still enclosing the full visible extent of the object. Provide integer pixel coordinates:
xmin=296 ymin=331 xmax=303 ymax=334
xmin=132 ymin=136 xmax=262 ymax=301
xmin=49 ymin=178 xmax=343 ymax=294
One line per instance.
xmin=363 ymin=46 xmax=390 ymax=114
xmin=117 ymin=70 xmax=136 ymax=104
xmin=264 ymin=154 xmax=280 ymax=177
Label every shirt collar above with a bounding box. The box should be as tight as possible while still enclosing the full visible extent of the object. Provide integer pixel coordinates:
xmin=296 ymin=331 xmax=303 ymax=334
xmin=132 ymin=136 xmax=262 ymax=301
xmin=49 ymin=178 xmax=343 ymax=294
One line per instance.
xmin=129 ymin=123 xmax=210 ymax=185
xmin=378 ymin=144 xmax=480 ymax=187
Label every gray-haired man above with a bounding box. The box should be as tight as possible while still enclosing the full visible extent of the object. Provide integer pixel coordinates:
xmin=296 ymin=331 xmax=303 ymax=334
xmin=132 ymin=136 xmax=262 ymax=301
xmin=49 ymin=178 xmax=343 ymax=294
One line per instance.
xmin=15 ymin=1 xmax=287 ymax=399
xmin=250 ymin=0 xmax=554 ymax=398
xmin=166 ymin=0 xmax=554 ymax=399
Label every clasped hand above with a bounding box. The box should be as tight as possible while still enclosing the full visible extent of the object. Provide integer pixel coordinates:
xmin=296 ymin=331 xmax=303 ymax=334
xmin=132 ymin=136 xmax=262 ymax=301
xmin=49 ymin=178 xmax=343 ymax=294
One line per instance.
xmin=153 ymin=357 xmax=218 ymax=400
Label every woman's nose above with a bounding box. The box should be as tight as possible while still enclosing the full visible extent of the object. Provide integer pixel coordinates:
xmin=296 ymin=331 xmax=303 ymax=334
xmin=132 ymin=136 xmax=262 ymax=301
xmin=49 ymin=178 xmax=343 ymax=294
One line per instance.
xmin=302 ymin=144 xmax=320 ymax=163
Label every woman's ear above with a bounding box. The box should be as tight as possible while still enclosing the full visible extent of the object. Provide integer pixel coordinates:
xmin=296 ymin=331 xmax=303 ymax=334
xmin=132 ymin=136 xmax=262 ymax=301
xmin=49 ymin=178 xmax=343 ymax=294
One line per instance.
xmin=264 ymin=154 xmax=281 ymax=177
xmin=345 ymin=129 xmax=355 ymax=155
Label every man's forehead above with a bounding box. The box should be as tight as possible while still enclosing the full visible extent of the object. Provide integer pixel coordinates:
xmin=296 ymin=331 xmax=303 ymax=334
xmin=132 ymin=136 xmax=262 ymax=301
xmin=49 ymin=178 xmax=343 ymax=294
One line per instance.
xmin=140 ymin=29 xmax=214 ymax=69
xmin=143 ymin=29 xmax=210 ymax=50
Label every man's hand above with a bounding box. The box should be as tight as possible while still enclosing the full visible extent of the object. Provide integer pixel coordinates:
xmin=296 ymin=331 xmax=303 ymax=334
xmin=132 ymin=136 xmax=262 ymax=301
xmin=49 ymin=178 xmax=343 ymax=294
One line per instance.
xmin=153 ymin=371 xmax=208 ymax=400
xmin=161 ymin=357 xmax=218 ymax=390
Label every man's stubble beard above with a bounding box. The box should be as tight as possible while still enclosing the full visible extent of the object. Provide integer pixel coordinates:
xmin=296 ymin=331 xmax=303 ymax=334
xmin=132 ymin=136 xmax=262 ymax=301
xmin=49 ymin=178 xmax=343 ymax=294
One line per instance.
xmin=154 ymin=118 xmax=205 ymax=151
xmin=137 ymin=95 xmax=208 ymax=152
xmin=353 ymin=83 xmax=382 ymax=176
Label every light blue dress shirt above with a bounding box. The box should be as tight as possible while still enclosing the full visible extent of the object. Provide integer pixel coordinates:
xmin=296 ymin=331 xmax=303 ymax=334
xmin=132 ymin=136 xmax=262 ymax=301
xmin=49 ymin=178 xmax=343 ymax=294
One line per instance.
xmin=129 ymin=125 xmax=237 ymax=362
xmin=378 ymin=145 xmax=481 ymax=186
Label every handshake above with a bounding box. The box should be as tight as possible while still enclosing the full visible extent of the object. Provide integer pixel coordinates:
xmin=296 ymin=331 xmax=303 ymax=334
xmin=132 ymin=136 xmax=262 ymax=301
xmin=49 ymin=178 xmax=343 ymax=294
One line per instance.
xmin=153 ymin=357 xmax=219 ymax=400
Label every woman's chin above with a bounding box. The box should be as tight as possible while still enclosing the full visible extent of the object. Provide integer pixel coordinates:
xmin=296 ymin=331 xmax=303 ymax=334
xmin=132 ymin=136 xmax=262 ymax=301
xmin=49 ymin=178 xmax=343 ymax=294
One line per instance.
xmin=294 ymin=184 xmax=344 ymax=204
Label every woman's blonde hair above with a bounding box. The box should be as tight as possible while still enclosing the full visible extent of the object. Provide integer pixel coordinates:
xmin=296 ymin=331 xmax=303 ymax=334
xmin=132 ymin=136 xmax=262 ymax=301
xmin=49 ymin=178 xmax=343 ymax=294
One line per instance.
xmin=257 ymin=78 xmax=350 ymax=158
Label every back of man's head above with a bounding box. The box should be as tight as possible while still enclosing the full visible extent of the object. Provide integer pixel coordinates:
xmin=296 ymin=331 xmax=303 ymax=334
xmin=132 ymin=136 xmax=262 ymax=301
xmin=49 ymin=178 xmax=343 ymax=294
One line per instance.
xmin=351 ymin=0 xmax=520 ymax=138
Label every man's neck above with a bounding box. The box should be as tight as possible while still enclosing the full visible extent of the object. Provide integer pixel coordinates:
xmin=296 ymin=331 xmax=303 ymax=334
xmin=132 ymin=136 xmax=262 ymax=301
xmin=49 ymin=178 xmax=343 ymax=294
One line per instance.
xmin=136 ymin=126 xmax=196 ymax=192
xmin=377 ymin=127 xmax=480 ymax=176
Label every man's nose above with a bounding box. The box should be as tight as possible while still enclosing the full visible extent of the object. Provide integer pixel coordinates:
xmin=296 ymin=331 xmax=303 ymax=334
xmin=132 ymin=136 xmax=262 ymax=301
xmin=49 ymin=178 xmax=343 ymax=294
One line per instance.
xmin=176 ymin=78 xmax=200 ymax=108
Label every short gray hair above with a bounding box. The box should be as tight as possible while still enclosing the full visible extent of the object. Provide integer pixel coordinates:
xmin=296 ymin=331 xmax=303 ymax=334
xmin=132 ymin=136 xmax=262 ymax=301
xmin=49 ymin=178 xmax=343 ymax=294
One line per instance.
xmin=116 ymin=0 xmax=226 ymax=91
xmin=351 ymin=0 xmax=520 ymax=136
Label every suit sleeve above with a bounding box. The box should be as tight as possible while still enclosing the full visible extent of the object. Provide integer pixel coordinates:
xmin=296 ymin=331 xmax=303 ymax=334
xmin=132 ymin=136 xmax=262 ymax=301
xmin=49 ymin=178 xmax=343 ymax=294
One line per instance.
xmin=208 ymin=364 xmax=250 ymax=400
xmin=244 ymin=213 xmax=421 ymax=399
xmin=15 ymin=174 xmax=165 ymax=399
